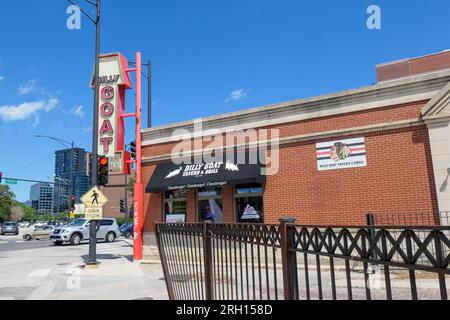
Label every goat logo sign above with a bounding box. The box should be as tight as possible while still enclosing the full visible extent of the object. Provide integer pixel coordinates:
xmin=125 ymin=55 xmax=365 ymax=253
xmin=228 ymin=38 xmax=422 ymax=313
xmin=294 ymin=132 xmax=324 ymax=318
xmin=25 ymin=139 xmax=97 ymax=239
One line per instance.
xmin=316 ymin=137 xmax=367 ymax=171
xmin=81 ymin=186 xmax=109 ymax=220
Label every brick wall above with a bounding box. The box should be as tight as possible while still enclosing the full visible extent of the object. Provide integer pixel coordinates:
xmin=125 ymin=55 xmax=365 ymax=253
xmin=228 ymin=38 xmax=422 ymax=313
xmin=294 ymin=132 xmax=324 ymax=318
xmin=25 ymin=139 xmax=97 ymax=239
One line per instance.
xmin=102 ymin=173 xmax=134 ymax=219
xmin=377 ymin=50 xmax=450 ymax=82
xmin=141 ymin=101 xmax=439 ymax=231
xmin=263 ymin=125 xmax=438 ymax=226
xmin=142 ymin=101 xmax=426 ymax=159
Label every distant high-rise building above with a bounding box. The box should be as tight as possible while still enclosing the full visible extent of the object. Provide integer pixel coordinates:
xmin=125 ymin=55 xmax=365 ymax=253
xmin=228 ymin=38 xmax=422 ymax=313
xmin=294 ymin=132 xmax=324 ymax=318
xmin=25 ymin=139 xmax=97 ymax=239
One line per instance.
xmin=54 ymin=148 xmax=90 ymax=213
xmin=30 ymin=183 xmax=54 ymax=215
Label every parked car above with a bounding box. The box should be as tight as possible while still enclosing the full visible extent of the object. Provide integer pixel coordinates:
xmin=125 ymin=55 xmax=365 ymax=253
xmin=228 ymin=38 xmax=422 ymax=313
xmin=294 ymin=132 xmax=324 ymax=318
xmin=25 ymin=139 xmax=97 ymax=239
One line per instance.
xmin=23 ymin=226 xmax=54 ymax=241
xmin=119 ymin=222 xmax=133 ymax=238
xmin=50 ymin=218 xmax=120 ymax=246
xmin=1 ymin=221 xmax=19 ymax=236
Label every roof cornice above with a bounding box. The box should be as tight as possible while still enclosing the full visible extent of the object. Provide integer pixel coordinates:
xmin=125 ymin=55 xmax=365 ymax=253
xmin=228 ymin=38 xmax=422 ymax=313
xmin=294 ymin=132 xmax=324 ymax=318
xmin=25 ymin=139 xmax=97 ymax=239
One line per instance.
xmin=142 ymin=69 xmax=450 ymax=146
xmin=422 ymin=81 xmax=450 ymax=118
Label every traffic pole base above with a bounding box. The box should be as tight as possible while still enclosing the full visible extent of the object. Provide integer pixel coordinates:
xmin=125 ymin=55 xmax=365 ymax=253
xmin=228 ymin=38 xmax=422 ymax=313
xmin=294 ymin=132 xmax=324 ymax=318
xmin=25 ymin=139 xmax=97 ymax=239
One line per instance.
xmin=85 ymin=261 xmax=100 ymax=269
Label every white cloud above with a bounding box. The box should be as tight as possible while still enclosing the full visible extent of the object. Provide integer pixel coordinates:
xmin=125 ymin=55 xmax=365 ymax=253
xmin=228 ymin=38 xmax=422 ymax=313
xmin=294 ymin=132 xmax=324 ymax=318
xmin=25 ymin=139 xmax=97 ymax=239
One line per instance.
xmin=71 ymin=105 xmax=84 ymax=119
xmin=18 ymin=79 xmax=37 ymax=95
xmin=0 ymin=98 xmax=59 ymax=122
xmin=0 ymin=76 xmax=4 ymax=81
xmin=82 ymin=126 xmax=92 ymax=133
xmin=225 ymin=89 xmax=252 ymax=103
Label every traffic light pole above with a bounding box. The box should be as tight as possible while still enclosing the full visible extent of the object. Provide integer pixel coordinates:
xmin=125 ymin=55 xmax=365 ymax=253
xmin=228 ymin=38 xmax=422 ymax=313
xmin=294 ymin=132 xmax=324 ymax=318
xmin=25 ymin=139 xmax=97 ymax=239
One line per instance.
xmin=124 ymin=174 xmax=129 ymax=223
xmin=123 ymin=53 xmax=144 ymax=260
xmin=87 ymin=0 xmax=101 ymax=266
xmin=133 ymin=52 xmax=144 ymax=260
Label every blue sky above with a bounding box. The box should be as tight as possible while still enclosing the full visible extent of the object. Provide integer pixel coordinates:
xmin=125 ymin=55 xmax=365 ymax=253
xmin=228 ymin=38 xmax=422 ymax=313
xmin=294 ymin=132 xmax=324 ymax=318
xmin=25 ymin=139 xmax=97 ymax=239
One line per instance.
xmin=1 ymin=0 xmax=449 ymax=201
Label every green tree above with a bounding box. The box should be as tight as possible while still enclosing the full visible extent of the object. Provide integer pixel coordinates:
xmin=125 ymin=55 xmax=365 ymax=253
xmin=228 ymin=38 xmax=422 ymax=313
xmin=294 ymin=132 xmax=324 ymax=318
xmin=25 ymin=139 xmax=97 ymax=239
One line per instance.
xmin=14 ymin=202 xmax=39 ymax=221
xmin=41 ymin=214 xmax=54 ymax=221
xmin=0 ymin=185 xmax=15 ymax=223
xmin=56 ymin=212 xmax=70 ymax=221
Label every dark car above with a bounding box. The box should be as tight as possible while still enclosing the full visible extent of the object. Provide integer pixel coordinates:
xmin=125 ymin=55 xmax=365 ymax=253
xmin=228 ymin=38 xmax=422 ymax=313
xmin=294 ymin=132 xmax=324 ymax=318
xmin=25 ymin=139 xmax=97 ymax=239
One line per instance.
xmin=119 ymin=222 xmax=133 ymax=238
xmin=1 ymin=221 xmax=19 ymax=236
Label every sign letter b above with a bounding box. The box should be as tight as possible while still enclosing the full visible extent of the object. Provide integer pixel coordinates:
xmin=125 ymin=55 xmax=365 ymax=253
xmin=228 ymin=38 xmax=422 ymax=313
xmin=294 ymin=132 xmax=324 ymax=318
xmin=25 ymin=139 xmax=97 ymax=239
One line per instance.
xmin=66 ymin=5 xmax=81 ymax=30
xmin=367 ymin=5 xmax=381 ymax=30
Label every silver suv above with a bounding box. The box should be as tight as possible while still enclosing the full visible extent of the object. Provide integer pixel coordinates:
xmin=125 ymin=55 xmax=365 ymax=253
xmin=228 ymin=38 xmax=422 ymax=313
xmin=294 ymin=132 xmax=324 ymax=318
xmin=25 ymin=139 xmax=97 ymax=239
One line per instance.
xmin=50 ymin=218 xmax=120 ymax=246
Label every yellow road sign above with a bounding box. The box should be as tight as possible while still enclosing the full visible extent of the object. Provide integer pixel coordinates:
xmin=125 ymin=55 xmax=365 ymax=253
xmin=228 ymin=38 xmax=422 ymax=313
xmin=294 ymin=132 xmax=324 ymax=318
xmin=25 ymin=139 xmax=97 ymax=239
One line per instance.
xmin=81 ymin=186 xmax=108 ymax=208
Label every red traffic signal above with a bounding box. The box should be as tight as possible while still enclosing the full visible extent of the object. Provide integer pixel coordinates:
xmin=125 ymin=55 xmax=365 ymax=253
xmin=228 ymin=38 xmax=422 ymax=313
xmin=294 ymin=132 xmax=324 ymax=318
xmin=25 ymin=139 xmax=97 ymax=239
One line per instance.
xmin=98 ymin=156 xmax=109 ymax=186
xmin=99 ymin=157 xmax=108 ymax=166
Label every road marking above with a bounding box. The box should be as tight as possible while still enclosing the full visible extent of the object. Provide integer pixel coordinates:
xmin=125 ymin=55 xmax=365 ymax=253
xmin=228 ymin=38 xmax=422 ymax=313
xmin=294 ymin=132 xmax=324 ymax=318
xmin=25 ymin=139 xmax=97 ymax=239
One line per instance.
xmin=15 ymin=241 xmax=25 ymax=243
xmin=28 ymin=269 xmax=52 ymax=278
xmin=0 ymin=242 xmax=8 ymax=245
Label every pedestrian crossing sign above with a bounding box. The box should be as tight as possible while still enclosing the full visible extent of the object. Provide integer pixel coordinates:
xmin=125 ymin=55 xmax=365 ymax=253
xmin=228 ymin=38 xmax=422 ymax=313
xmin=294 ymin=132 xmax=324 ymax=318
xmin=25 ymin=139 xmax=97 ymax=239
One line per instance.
xmin=81 ymin=186 xmax=109 ymax=208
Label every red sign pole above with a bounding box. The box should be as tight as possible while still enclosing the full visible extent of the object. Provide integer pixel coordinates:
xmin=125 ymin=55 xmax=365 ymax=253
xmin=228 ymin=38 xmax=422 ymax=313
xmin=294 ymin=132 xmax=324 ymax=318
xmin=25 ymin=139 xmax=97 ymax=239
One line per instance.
xmin=133 ymin=52 xmax=144 ymax=260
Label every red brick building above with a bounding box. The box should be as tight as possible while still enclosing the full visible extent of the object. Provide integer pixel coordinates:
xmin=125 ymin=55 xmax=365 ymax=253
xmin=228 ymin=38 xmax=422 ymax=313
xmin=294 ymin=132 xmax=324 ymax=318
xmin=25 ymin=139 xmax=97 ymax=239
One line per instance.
xmin=140 ymin=50 xmax=450 ymax=243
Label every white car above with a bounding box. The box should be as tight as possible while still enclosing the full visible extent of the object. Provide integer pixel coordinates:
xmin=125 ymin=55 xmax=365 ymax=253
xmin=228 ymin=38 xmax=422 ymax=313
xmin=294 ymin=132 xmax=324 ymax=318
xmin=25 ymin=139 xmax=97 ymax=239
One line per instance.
xmin=50 ymin=218 xmax=120 ymax=246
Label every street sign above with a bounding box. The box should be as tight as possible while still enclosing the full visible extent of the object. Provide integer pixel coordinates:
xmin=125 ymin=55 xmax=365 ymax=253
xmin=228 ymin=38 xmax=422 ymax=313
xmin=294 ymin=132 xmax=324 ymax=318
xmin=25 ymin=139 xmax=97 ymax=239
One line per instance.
xmin=81 ymin=186 xmax=108 ymax=220
xmin=85 ymin=207 xmax=103 ymax=221
xmin=74 ymin=204 xmax=85 ymax=215
xmin=5 ymin=179 xmax=18 ymax=185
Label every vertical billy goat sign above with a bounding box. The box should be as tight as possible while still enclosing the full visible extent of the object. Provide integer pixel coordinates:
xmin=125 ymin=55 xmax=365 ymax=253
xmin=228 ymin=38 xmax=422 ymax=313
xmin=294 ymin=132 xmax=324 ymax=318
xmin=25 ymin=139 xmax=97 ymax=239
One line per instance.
xmin=91 ymin=53 xmax=132 ymax=174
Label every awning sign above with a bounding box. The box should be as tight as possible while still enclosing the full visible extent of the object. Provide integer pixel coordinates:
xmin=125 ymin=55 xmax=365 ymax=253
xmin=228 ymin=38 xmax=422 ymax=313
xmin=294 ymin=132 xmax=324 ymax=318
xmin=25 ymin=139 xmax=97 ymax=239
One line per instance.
xmin=316 ymin=137 xmax=367 ymax=171
xmin=146 ymin=154 xmax=266 ymax=193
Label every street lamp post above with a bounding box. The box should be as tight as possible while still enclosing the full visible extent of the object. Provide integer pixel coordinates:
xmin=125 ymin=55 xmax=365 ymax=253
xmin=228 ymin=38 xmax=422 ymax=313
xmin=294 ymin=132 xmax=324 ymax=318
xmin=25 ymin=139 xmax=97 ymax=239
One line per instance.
xmin=36 ymin=135 xmax=74 ymax=220
xmin=68 ymin=0 xmax=101 ymax=265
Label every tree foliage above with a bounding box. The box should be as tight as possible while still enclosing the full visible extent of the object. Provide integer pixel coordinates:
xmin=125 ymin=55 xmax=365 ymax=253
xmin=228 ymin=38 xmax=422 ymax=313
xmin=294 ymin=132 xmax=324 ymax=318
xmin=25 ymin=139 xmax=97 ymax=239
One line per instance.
xmin=0 ymin=185 xmax=15 ymax=223
xmin=14 ymin=201 xmax=39 ymax=221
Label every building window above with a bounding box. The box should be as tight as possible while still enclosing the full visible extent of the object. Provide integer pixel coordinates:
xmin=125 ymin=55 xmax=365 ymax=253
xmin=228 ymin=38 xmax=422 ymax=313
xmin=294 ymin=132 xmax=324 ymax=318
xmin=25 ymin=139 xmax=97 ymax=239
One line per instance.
xmin=197 ymin=187 xmax=223 ymax=223
xmin=235 ymin=183 xmax=264 ymax=223
xmin=164 ymin=189 xmax=187 ymax=223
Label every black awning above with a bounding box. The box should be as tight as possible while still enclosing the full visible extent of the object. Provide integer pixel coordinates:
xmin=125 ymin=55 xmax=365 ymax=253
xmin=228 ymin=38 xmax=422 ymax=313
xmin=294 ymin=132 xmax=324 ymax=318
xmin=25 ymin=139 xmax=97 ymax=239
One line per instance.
xmin=146 ymin=156 xmax=266 ymax=193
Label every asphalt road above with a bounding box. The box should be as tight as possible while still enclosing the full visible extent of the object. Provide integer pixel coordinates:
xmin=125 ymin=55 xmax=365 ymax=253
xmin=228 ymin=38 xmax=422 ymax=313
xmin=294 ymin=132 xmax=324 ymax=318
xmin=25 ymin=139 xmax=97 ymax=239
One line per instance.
xmin=0 ymin=238 xmax=54 ymax=252
xmin=0 ymin=228 xmax=56 ymax=252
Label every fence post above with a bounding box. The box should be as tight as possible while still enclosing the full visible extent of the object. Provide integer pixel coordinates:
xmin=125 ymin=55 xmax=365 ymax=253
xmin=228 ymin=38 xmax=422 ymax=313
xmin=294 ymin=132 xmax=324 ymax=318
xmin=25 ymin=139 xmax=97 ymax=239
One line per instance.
xmin=154 ymin=224 xmax=175 ymax=300
xmin=279 ymin=217 xmax=298 ymax=300
xmin=203 ymin=221 xmax=214 ymax=300
xmin=366 ymin=212 xmax=377 ymax=274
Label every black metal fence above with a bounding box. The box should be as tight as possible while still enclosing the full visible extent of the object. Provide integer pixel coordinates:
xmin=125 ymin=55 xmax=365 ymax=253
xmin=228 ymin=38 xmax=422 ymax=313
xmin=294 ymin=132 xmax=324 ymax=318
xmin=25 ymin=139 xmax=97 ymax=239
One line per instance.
xmin=155 ymin=218 xmax=450 ymax=300
xmin=370 ymin=212 xmax=450 ymax=267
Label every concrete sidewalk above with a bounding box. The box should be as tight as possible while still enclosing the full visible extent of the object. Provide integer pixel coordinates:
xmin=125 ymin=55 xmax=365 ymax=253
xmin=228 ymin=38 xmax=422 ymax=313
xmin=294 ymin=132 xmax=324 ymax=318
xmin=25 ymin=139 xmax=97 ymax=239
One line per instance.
xmin=0 ymin=239 xmax=168 ymax=300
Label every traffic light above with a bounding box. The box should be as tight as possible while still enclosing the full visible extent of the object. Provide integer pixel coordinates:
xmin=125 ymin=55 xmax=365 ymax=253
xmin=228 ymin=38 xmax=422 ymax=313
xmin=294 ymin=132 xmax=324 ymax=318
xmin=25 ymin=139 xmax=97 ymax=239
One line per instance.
xmin=120 ymin=199 xmax=125 ymax=213
xmin=70 ymin=195 xmax=76 ymax=211
xmin=130 ymin=141 xmax=136 ymax=159
xmin=98 ymin=156 xmax=109 ymax=186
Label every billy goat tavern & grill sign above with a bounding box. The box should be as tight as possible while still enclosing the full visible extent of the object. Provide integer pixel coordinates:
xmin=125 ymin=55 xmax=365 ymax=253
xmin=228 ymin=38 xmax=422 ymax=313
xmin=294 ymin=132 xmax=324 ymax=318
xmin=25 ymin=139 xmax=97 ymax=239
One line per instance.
xmin=146 ymin=157 xmax=266 ymax=193
xmin=164 ymin=161 xmax=238 ymax=189
xmin=316 ymin=137 xmax=367 ymax=171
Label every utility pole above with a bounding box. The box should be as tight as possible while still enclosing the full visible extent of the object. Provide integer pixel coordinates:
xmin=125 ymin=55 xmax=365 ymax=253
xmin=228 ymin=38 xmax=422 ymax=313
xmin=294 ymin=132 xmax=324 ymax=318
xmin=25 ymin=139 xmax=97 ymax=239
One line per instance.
xmin=68 ymin=142 xmax=74 ymax=220
xmin=148 ymin=60 xmax=152 ymax=128
xmin=87 ymin=0 xmax=101 ymax=266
